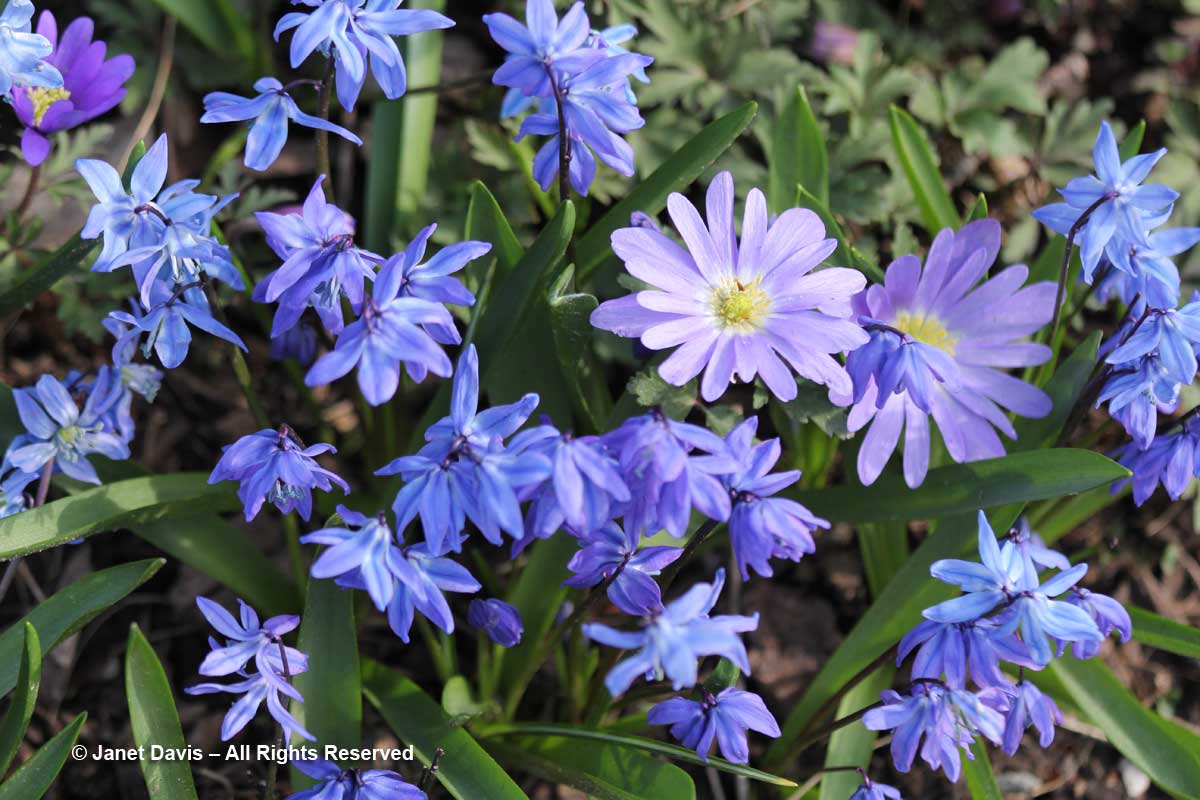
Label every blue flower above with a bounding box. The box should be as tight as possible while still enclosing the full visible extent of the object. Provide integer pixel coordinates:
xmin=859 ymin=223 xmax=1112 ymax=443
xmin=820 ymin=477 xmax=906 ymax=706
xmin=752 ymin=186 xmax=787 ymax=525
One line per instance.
xmin=563 ymin=521 xmax=681 ymax=616
xmin=379 ymin=542 xmax=480 ymax=642
xmin=862 ymin=682 xmax=1004 ymax=781
xmin=377 ymin=345 xmax=549 ymax=554
xmin=100 ymin=312 xmax=163 ymax=442
xmin=1096 ymin=225 xmax=1200 ymax=309
xmin=270 ymin=319 xmax=318 ymax=366
xmin=202 ymin=77 xmax=362 ymax=171
xmin=275 ymin=0 xmax=454 ymax=111
xmin=1033 ymin=121 xmax=1178 ymax=281
xmin=301 ymin=506 xmax=398 ymax=610
xmin=1105 ymin=301 xmax=1200 ymax=388
xmin=0 ymin=0 xmax=62 ymax=94
xmin=209 ymin=425 xmax=349 ymax=521
xmin=288 ymin=760 xmax=426 ymax=800
xmin=850 ymin=776 xmax=903 ymax=800
xmin=648 ymin=688 xmax=780 ymax=763
xmin=0 ymin=468 xmax=35 ymax=518
xmin=601 ymin=410 xmax=733 ymax=539
xmin=1098 ymin=351 xmax=1179 ymax=449
xmin=1115 ymin=416 xmax=1200 ymax=504
xmin=1000 ymin=679 xmax=1062 ymax=755
xmin=254 ymin=177 xmax=382 ymax=337
xmin=898 ymin=618 xmax=1034 ymax=690
xmin=484 ymin=0 xmax=589 ymax=99
xmin=583 ymin=568 xmax=758 ymax=696
xmin=704 ymin=417 xmax=827 ymax=580
xmin=107 ymin=284 xmax=247 ymax=370
xmin=468 ymin=598 xmax=523 ymax=647
xmin=9 ymin=373 xmax=129 ymax=484
xmin=1055 ymin=588 xmax=1131 ymax=659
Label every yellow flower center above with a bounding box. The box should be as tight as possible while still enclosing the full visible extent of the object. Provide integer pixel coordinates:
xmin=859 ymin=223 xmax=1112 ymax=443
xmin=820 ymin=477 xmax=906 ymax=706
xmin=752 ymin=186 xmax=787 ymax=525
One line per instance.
xmin=28 ymin=86 xmax=71 ymax=126
xmin=711 ymin=277 xmax=770 ymax=330
xmin=893 ymin=310 xmax=957 ymax=354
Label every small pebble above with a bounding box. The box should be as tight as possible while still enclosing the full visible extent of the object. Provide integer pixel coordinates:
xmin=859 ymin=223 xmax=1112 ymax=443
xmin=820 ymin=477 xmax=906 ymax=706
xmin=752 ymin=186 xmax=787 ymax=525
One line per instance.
xmin=1119 ymin=759 xmax=1151 ymax=797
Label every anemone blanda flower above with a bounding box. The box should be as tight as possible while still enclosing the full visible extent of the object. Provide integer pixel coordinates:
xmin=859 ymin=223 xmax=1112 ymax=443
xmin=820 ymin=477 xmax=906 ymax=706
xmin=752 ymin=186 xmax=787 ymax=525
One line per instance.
xmin=846 ymin=220 xmax=1054 ymax=488
xmin=591 ymin=172 xmax=868 ymax=403
xmin=648 ymin=688 xmax=780 ymax=763
xmin=467 ymin=597 xmax=523 ymax=647
xmin=1114 ymin=415 xmax=1200 ymax=504
xmin=202 ymin=77 xmax=361 ymax=171
xmin=11 ymin=11 xmax=132 ymax=166
xmin=0 ymin=0 xmax=62 ymax=95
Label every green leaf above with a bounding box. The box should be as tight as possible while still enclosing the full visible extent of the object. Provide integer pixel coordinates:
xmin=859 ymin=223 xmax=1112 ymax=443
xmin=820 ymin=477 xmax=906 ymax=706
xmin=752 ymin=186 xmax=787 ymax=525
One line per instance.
xmin=490 ymin=734 xmax=696 ymax=800
xmin=125 ymin=625 xmax=198 ymax=800
xmin=0 ymin=474 xmax=239 ymax=559
xmin=1048 ymin=656 xmax=1200 ymax=796
xmin=791 ymin=448 xmax=1128 ymax=523
xmin=477 ymin=723 xmax=796 ymax=788
xmin=818 ymin=664 xmax=894 ymax=800
xmin=793 ymin=185 xmax=885 ymax=284
xmin=576 ymin=102 xmax=758 ymax=282
xmin=394 ymin=0 xmax=448 ymax=232
xmin=0 ymin=235 xmax=94 ymax=319
xmin=0 ymin=624 xmax=40 ymax=776
xmin=962 ymin=741 xmax=1003 ymax=800
xmin=965 ymin=192 xmax=989 ymax=223
xmin=1128 ymin=607 xmax=1200 ymax=660
xmin=1119 ymin=119 xmax=1147 ymax=160
xmin=144 ymin=0 xmax=248 ymax=63
xmin=361 ymin=659 xmax=529 ymax=800
xmin=888 ymin=105 xmax=960 ymax=233
xmin=770 ymin=85 xmax=829 ymax=211
xmin=0 ymin=560 xmax=164 ymax=696
xmin=464 ymin=182 xmax=524 ymax=275
xmin=547 ymin=266 xmax=612 ymax=432
xmin=364 ymin=100 xmax=404 ymax=253
xmin=0 ymin=713 xmax=85 ymax=800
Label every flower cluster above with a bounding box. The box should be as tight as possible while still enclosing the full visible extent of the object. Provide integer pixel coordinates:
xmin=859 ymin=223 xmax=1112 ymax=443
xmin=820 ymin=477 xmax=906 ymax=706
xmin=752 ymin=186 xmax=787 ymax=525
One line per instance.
xmin=484 ymin=0 xmax=653 ymax=195
xmin=287 ymin=760 xmax=425 ymax=800
xmin=185 ymin=598 xmax=313 ymax=742
xmin=865 ymin=512 xmax=1129 ymax=780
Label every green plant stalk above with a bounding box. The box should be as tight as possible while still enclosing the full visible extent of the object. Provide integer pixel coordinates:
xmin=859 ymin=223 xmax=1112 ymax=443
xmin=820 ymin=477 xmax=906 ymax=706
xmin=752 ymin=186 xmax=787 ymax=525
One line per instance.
xmin=394 ymin=0 xmax=447 ymax=231
xmin=282 ymin=514 xmax=307 ymax=590
xmin=315 ymin=58 xmax=335 ymax=200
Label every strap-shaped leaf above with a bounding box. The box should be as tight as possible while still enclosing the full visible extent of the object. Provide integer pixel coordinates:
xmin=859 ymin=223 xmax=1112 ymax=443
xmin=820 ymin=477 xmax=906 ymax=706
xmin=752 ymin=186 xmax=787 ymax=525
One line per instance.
xmin=888 ymin=105 xmax=960 ymax=234
xmin=793 ymin=185 xmax=885 ymax=284
xmin=0 ymin=713 xmax=85 ymax=800
xmin=125 ymin=625 xmax=198 ymax=800
xmin=0 ymin=559 xmax=164 ymax=696
xmin=548 ymin=267 xmax=612 ymax=432
xmin=962 ymin=741 xmax=1003 ymax=800
xmin=0 ymin=474 xmax=240 ymax=559
xmin=464 ymin=181 xmax=524 ymax=275
xmin=1128 ymin=607 xmax=1200 ymax=660
xmin=769 ymin=85 xmax=828 ymax=211
xmin=0 ymin=624 xmax=40 ymax=776
xmin=0 ymin=235 xmax=95 ymax=319
xmin=362 ymin=659 xmax=529 ymax=800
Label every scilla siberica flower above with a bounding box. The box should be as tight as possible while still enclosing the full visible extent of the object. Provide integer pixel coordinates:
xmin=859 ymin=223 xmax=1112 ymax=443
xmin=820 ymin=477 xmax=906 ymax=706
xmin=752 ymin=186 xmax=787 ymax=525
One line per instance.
xmin=1114 ymin=414 xmax=1200 ymax=504
xmin=1000 ymin=679 xmax=1062 ymax=756
xmin=209 ymin=424 xmax=349 ymax=521
xmin=1055 ymin=587 xmax=1131 ymax=660
xmin=0 ymin=0 xmax=62 ymax=95
xmin=563 ymin=521 xmax=681 ymax=616
xmin=847 ymin=220 xmax=1054 ymax=488
xmin=1095 ymin=223 xmax=1200 ymax=309
xmin=897 ymin=617 xmax=1033 ymax=691
xmin=468 ymin=597 xmax=523 ymax=647
xmin=592 ymin=172 xmax=869 ymax=403
xmin=648 ymin=688 xmax=780 ymax=763
xmin=850 ymin=775 xmax=903 ymax=800
xmin=11 ymin=11 xmax=133 ymax=166
xmin=1104 ymin=297 xmax=1200 ymax=390
xmin=201 ymin=77 xmax=362 ymax=171
xmin=254 ymin=176 xmax=381 ymax=338
xmin=583 ymin=568 xmax=758 ymax=696
xmin=274 ymin=0 xmax=454 ymax=111
xmin=185 ymin=597 xmax=312 ymax=742
xmin=106 ymin=282 xmax=247 ymax=370
xmin=1033 ymin=121 xmax=1178 ymax=281
xmin=374 ymin=542 xmax=480 ymax=642
xmin=0 ymin=467 xmax=35 ymax=518
xmin=301 ymin=505 xmax=398 ymax=610
xmin=288 ymin=760 xmax=426 ymax=800
xmin=1098 ymin=349 xmax=1178 ymax=450
xmin=484 ymin=0 xmax=588 ymax=101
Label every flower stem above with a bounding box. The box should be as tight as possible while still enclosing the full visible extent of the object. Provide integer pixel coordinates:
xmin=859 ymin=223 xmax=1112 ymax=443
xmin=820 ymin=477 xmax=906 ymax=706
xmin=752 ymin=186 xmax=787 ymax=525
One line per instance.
xmin=659 ymin=517 xmax=722 ymax=595
xmin=544 ymin=64 xmax=571 ymax=206
xmin=262 ymin=641 xmax=293 ymax=800
xmin=790 ymin=701 xmax=882 ymax=753
xmin=14 ymin=164 xmax=40 ymax=223
xmin=315 ymin=59 xmax=336 ymax=201
xmin=418 ymin=747 xmax=444 ymax=791
xmin=403 ymin=71 xmax=495 ymax=95
xmin=1050 ymin=195 xmax=1108 ymax=337
xmin=203 ymin=282 xmax=271 ymax=428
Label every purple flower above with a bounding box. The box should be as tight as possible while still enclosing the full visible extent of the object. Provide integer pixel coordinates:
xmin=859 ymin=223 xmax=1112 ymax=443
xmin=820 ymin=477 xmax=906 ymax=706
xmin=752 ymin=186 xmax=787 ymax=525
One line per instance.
xmin=380 ymin=542 xmax=480 ymax=642
xmin=1033 ymin=121 xmax=1178 ymax=281
xmin=850 ymin=775 xmax=903 ymax=800
xmin=1000 ymin=679 xmax=1062 ymax=755
xmin=1056 ymin=587 xmax=1131 ymax=659
xmin=107 ymin=284 xmax=247 ymax=370
xmin=271 ymin=320 xmax=318 ymax=366
xmin=1096 ymin=225 xmax=1200 ymax=309
xmin=467 ymin=598 xmax=523 ymax=647
xmin=0 ymin=469 xmax=35 ymax=518
xmin=847 ymin=220 xmax=1054 ymax=487
xmin=563 ymin=521 xmax=681 ymax=616
xmin=1098 ymin=351 xmax=1180 ymax=449
xmin=209 ymin=425 xmax=349 ymax=521
xmin=648 ymin=688 xmax=780 ymax=763
xmin=11 ymin=11 xmax=132 ymax=165
xmin=254 ymin=177 xmax=382 ymax=337
xmin=592 ymin=172 xmax=868 ymax=403
xmin=288 ymin=760 xmax=426 ymax=800
xmin=0 ymin=0 xmax=62 ymax=95
xmin=583 ymin=568 xmax=758 ymax=696
xmin=1105 ymin=300 xmax=1200 ymax=389
xmin=202 ymin=77 xmax=361 ymax=171
xmin=898 ymin=618 xmax=1034 ymax=690
xmin=484 ymin=0 xmax=589 ymax=100
xmin=1115 ymin=416 xmax=1200 ymax=504
xmin=301 ymin=506 xmax=398 ymax=610
xmin=274 ymin=0 xmax=454 ymax=111
xmin=862 ymin=682 xmax=1004 ymax=781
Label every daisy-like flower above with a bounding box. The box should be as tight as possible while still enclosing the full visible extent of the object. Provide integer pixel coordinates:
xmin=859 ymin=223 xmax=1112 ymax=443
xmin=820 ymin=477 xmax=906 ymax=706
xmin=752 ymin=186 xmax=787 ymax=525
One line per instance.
xmin=590 ymin=172 xmax=868 ymax=403
xmin=846 ymin=220 xmax=1054 ymax=488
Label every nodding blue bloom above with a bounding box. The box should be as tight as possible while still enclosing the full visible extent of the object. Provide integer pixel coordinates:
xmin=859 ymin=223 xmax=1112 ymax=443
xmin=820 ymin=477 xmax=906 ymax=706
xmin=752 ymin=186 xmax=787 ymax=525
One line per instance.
xmin=1033 ymin=121 xmax=1178 ymax=281
xmin=254 ymin=177 xmax=383 ymax=337
xmin=467 ymin=597 xmax=524 ymax=647
xmin=1096 ymin=225 xmax=1200 ymax=309
xmin=847 ymin=221 xmax=1054 ymax=488
xmin=270 ymin=319 xmax=318 ymax=366
xmin=508 ymin=420 xmax=630 ymax=542
xmin=648 ymin=688 xmax=780 ymax=764
xmin=1115 ymin=415 xmax=1200 ymax=504
xmin=377 ymin=345 xmax=549 ymax=554
xmin=898 ymin=618 xmax=1035 ymax=690
xmin=301 ymin=505 xmax=398 ymax=611
xmin=288 ymin=760 xmax=426 ymax=800
xmin=209 ymin=425 xmax=349 ymax=522
xmin=379 ymin=542 xmax=480 ymax=642
xmin=583 ymin=569 xmax=758 ymax=697
xmin=0 ymin=468 xmax=36 ymax=518
xmin=589 ymin=24 xmax=649 ymax=85
xmin=999 ymin=679 xmax=1062 ymax=755
xmin=850 ymin=775 xmax=903 ymax=800
xmin=485 ymin=0 xmax=588 ymax=99
xmin=593 ymin=173 xmax=868 ymax=404
xmin=1105 ymin=300 xmax=1200 ymax=388
xmin=107 ymin=284 xmax=247 ymax=370
xmin=1005 ymin=517 xmax=1071 ymax=579
xmin=862 ymin=682 xmax=1004 ymax=782
xmin=186 ymin=597 xmax=312 ymax=742
xmin=702 ymin=417 xmax=826 ymax=580
xmin=600 ymin=410 xmax=733 ymax=540
xmin=1098 ymin=350 xmax=1179 ymax=449
xmin=274 ymin=0 xmax=454 ymax=112
xmin=11 ymin=11 xmax=134 ymax=166
xmin=9 ymin=373 xmax=130 ymax=484
xmin=201 ymin=77 xmax=362 ymax=171
xmin=101 ymin=311 xmax=163 ymax=442
xmin=0 ymin=0 xmax=62 ymax=95
xmin=1055 ymin=587 xmax=1131 ymax=659
xmin=563 ymin=521 xmax=681 ymax=616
